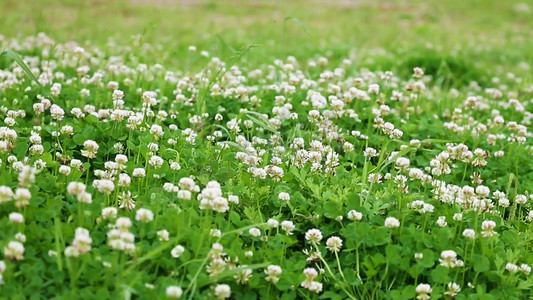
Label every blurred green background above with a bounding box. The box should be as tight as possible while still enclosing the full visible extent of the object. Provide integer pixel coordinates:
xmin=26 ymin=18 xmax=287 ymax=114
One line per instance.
xmin=1 ymin=0 xmax=533 ymax=78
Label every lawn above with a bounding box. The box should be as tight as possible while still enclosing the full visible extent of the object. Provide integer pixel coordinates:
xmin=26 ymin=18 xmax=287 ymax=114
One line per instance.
xmin=0 ymin=0 xmax=532 ymax=299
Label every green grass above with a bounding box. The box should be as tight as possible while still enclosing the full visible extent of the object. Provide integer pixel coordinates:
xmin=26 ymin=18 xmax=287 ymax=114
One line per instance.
xmin=2 ymin=0 xmax=533 ymax=74
xmin=0 ymin=1 xmax=532 ymax=299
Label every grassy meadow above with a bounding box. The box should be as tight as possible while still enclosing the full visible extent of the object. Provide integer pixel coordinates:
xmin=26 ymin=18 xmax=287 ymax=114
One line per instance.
xmin=0 ymin=0 xmax=532 ymax=299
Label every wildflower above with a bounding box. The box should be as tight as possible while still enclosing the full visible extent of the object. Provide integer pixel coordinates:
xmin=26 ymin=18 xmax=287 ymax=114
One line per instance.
xmin=214 ymin=284 xmax=231 ymax=299
xmin=171 ymin=245 xmax=185 ymax=258
xmin=15 ymin=233 xmax=26 ymax=243
xmin=368 ymin=84 xmax=379 ymax=94
xmin=102 ymin=207 xmax=117 ymax=219
xmin=118 ymin=191 xmax=136 ymax=211
xmin=481 ymin=220 xmax=497 ymax=237
xmin=0 ymin=186 xmax=14 ymax=203
xmin=440 ymin=250 xmax=458 ymax=268
xmin=265 ymin=265 xmax=282 ymax=283
xmin=326 ymin=236 xmax=343 ymax=253
xmin=347 ymin=210 xmax=363 ymax=221
xmin=368 ymin=173 xmax=382 ymax=183
xmin=65 ymin=227 xmax=92 ymax=257
xmin=305 ymin=229 xmax=323 ymax=244
xmin=281 ymin=220 xmax=295 ymax=235
xmin=166 ymin=286 xmax=183 ymax=298
xmin=436 ymin=216 xmax=447 ymax=227
xmin=93 ymin=179 xmax=115 ymax=195
xmin=210 ymin=229 xmax=221 ymax=238
xmin=4 ymin=241 xmax=24 ymax=261
xmin=384 ymin=217 xmax=400 ymax=228
xmin=132 ymin=168 xmax=146 ymax=178
xmin=249 ymin=227 xmax=261 ymax=237
xmin=177 ymin=190 xmax=192 ymax=201
xmin=82 ymin=140 xmax=99 ymax=158
xmin=415 ymin=283 xmax=432 ymax=300
xmin=278 ymin=192 xmax=290 ymax=202
xmin=462 ymin=229 xmax=476 ymax=240
xmin=301 ymin=268 xmax=322 ymax=293
xmin=506 ymin=263 xmax=518 ymax=273
xmin=59 ymin=165 xmax=71 ymax=175
xmin=67 ymin=182 xmax=86 ymax=196
xmin=445 ymin=282 xmax=461 ymax=298
xmin=235 ymin=267 xmax=253 ymax=284
xmin=135 ymin=208 xmax=154 ymax=223
xmin=519 ymin=264 xmax=531 ymax=275
xmin=228 ymin=195 xmax=239 ymax=204
xmin=515 ymin=194 xmax=527 ymax=205
xmin=413 ymin=67 xmax=424 ymax=78
xmin=9 ymin=212 xmax=24 ymax=224
xmin=157 ymin=230 xmax=169 ymax=241
xmin=267 ymin=219 xmax=279 ymax=228
xmin=148 ymin=155 xmax=164 ymax=168
xmin=414 ymin=253 xmax=424 ymax=260
xmin=363 ymin=147 xmax=378 ymax=158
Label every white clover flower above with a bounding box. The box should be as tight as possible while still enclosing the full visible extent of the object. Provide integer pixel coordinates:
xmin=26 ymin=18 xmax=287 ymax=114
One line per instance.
xmin=210 ymin=229 xmax=221 ymax=238
xmin=462 ymin=229 xmax=476 ymax=240
xmin=267 ymin=219 xmax=279 ymax=228
xmin=101 ymin=207 xmax=117 ymax=219
xmin=234 ymin=267 xmax=253 ymax=285
xmin=506 ymin=263 xmax=518 ymax=273
xmin=278 ymin=192 xmax=290 ymax=202
xmin=301 ymin=268 xmax=322 ymax=293
xmin=281 ymin=220 xmax=295 ymax=235
xmin=440 ymin=250 xmax=458 ymax=268
xmin=249 ymin=227 xmax=261 ymax=237
xmin=82 ymin=140 xmax=99 ymax=159
xmin=0 ymin=186 xmax=14 ymax=203
xmin=135 ymin=208 xmax=154 ymax=223
xmin=15 ymin=232 xmax=26 ymax=243
xmin=368 ymin=84 xmax=380 ymax=94
xmin=481 ymin=220 xmax=497 ymax=237
xmin=265 ymin=265 xmax=282 ymax=283
xmin=67 ymin=182 xmax=86 ymax=196
xmin=148 ymin=155 xmax=164 ymax=168
xmin=228 ymin=195 xmax=239 ymax=204
xmin=384 ymin=217 xmax=400 ymax=228
xmin=515 ymin=194 xmax=527 ymax=205
xmin=347 ymin=210 xmax=363 ymax=221
xmin=177 ymin=190 xmax=192 ymax=201
xmin=59 ymin=165 xmax=71 ymax=176
xmin=413 ymin=67 xmax=424 ymax=78
xmin=171 ymin=245 xmax=185 ymax=258
xmin=132 ymin=168 xmax=146 ymax=178
xmin=325 ymin=236 xmax=343 ymax=253
xmin=157 ymin=229 xmax=169 ymax=241
xmin=9 ymin=212 xmax=24 ymax=224
xmin=4 ymin=241 xmax=24 ymax=261
xmin=445 ymin=282 xmax=461 ymax=298
xmin=116 ymin=217 xmax=132 ymax=230
xmin=414 ymin=253 xmax=424 ymax=260
xmin=305 ymin=229 xmax=323 ymax=244
xmin=416 ymin=283 xmax=432 ymax=300
xmin=166 ymin=286 xmax=183 ymax=298
xmin=436 ymin=216 xmax=447 ymax=227
xmin=214 ymin=284 xmax=231 ymax=299
xmin=519 ymin=264 xmax=531 ymax=275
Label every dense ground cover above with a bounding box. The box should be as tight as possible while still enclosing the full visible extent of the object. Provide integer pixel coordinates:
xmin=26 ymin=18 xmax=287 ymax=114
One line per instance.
xmin=0 ymin=0 xmax=532 ymax=299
